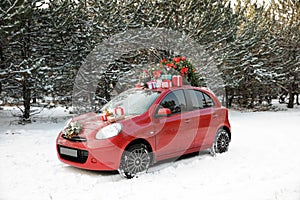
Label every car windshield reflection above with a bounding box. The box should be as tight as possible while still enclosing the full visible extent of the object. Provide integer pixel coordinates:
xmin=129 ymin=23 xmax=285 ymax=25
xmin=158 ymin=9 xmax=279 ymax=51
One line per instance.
xmin=101 ymin=88 xmax=160 ymax=116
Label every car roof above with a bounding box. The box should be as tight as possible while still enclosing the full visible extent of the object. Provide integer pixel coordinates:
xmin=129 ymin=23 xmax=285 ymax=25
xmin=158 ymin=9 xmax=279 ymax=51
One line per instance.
xmin=151 ymin=85 xmax=211 ymax=93
xmin=132 ymin=85 xmax=221 ymax=107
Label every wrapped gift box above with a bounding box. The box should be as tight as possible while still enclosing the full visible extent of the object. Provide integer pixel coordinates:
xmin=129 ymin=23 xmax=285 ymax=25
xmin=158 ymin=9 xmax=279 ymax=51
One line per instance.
xmin=161 ymin=74 xmax=172 ymax=80
xmin=161 ymin=80 xmax=172 ymax=88
xmin=114 ymin=106 xmax=125 ymax=116
xmin=147 ymin=81 xmax=157 ymax=89
xmin=107 ymin=116 xmax=116 ymax=123
xmin=156 ymin=79 xmax=162 ymax=88
xmin=172 ymin=75 xmax=183 ymax=87
xmin=100 ymin=113 xmax=108 ymax=121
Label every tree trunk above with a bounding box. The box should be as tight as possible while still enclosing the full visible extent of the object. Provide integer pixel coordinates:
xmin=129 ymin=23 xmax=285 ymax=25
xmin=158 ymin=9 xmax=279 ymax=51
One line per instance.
xmin=287 ymin=92 xmax=294 ymax=108
xmin=225 ymin=87 xmax=234 ymax=108
xmin=23 ymin=83 xmax=31 ymax=119
xmin=225 ymin=87 xmax=229 ymax=108
xmin=287 ymin=81 xmax=298 ymax=108
xmin=296 ymin=93 xmax=299 ymax=105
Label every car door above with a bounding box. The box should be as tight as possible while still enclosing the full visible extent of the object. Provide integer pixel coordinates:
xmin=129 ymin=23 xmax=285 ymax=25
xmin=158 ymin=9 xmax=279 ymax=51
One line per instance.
xmin=185 ymin=89 xmax=218 ymax=149
xmin=154 ymin=90 xmax=195 ymax=158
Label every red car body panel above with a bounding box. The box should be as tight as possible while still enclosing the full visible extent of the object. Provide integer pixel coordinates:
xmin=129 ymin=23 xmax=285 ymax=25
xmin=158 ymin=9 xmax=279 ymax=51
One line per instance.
xmin=56 ymin=86 xmax=231 ymax=171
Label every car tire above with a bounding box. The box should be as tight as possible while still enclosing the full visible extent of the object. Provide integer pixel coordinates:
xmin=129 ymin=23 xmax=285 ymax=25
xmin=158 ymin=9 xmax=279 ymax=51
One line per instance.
xmin=119 ymin=143 xmax=151 ymax=179
xmin=212 ymin=128 xmax=230 ymax=155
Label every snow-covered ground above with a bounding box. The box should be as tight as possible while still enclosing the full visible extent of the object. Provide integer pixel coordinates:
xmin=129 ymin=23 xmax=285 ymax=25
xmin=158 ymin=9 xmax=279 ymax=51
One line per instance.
xmin=0 ymin=104 xmax=300 ymax=200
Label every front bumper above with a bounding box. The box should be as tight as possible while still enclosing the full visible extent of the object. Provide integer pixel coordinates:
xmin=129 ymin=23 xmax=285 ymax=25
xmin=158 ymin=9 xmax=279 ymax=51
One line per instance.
xmin=56 ymin=135 xmax=124 ymax=171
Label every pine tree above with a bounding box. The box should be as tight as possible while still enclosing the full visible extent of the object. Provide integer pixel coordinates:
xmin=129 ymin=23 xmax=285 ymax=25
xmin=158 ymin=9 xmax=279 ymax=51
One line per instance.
xmin=218 ymin=0 xmax=278 ymax=108
xmin=81 ymin=0 xmax=238 ymax=109
xmin=268 ymin=0 xmax=300 ymax=108
xmin=0 ymin=0 xmax=47 ymax=119
xmin=42 ymin=1 xmax=95 ymax=105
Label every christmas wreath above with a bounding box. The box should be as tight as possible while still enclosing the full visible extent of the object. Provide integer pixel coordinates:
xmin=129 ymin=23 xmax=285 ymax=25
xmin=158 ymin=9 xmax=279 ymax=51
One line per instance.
xmin=62 ymin=122 xmax=82 ymax=139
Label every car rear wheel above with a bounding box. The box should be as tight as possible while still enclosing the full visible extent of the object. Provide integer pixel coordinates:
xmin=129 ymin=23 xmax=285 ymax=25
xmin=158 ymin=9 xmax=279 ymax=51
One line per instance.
xmin=212 ymin=128 xmax=230 ymax=154
xmin=119 ymin=143 xmax=151 ymax=179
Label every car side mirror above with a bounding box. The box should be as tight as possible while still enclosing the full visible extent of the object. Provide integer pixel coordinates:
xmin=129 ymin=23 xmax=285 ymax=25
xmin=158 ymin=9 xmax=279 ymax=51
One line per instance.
xmin=156 ymin=108 xmax=171 ymax=117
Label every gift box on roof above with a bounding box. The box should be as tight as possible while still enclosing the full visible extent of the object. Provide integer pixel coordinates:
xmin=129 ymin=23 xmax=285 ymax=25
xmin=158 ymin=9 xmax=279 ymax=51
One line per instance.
xmin=172 ymin=75 xmax=183 ymax=87
xmin=156 ymin=79 xmax=162 ymax=88
xmin=161 ymin=74 xmax=172 ymax=80
xmin=147 ymin=81 xmax=157 ymax=89
xmin=161 ymin=80 xmax=172 ymax=88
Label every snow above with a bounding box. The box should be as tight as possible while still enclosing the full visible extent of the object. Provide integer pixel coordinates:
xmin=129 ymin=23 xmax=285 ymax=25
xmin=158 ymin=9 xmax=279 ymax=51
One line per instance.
xmin=0 ymin=104 xmax=300 ymax=200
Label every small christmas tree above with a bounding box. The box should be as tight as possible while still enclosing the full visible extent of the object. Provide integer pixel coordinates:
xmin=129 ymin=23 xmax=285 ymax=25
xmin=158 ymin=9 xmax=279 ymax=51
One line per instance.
xmin=139 ymin=56 xmax=204 ymax=87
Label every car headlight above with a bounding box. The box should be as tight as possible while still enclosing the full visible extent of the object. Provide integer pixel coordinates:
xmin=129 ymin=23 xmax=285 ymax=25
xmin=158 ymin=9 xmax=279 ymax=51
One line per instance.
xmin=96 ymin=123 xmax=122 ymax=140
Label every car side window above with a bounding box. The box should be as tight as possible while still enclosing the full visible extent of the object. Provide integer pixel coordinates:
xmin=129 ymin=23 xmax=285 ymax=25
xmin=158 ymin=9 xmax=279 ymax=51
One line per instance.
xmin=187 ymin=90 xmax=204 ymax=110
xmin=202 ymin=93 xmax=214 ymax=108
xmin=187 ymin=90 xmax=215 ymax=110
xmin=159 ymin=90 xmax=186 ymax=114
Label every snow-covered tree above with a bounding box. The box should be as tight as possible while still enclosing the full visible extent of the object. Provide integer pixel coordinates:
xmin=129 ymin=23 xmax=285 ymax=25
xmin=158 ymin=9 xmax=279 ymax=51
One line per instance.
xmin=217 ymin=0 xmax=285 ymax=108
xmin=3 ymin=0 xmax=298 ymax=117
xmin=0 ymin=0 xmax=48 ymax=119
xmin=0 ymin=0 xmax=98 ymax=118
xmin=83 ymin=0 xmax=237 ymax=108
xmin=268 ymin=0 xmax=300 ymax=108
xmin=42 ymin=1 xmax=95 ymax=104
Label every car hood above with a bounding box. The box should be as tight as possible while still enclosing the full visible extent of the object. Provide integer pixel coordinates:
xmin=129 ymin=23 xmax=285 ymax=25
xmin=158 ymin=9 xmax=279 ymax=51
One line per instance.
xmin=69 ymin=112 xmax=105 ymax=136
xmin=67 ymin=112 xmax=138 ymax=137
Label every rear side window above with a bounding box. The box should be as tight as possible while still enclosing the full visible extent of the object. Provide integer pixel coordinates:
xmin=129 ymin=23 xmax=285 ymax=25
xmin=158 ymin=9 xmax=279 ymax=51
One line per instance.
xmin=202 ymin=93 xmax=214 ymax=108
xmin=160 ymin=90 xmax=187 ymax=114
xmin=186 ymin=90 xmax=215 ymax=110
xmin=187 ymin=90 xmax=204 ymax=110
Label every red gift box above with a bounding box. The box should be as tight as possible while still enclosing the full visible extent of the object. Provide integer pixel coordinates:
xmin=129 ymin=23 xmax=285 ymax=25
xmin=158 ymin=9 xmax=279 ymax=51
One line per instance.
xmin=114 ymin=106 xmax=125 ymax=116
xmin=147 ymin=81 xmax=157 ymax=89
xmin=172 ymin=75 xmax=182 ymax=87
xmin=156 ymin=79 xmax=162 ymax=88
xmin=161 ymin=80 xmax=172 ymax=88
xmin=100 ymin=113 xmax=108 ymax=121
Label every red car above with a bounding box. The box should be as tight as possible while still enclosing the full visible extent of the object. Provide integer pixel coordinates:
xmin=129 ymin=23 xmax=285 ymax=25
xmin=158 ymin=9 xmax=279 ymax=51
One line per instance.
xmin=56 ymin=86 xmax=231 ymax=178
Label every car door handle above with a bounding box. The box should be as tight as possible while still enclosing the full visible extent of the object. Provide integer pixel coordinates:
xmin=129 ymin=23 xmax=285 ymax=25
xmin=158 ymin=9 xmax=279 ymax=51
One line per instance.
xmin=212 ymin=113 xmax=218 ymax=119
xmin=184 ymin=119 xmax=191 ymax=123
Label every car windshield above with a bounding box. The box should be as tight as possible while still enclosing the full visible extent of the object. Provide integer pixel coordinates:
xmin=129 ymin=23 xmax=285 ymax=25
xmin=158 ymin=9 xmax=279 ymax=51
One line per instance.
xmin=101 ymin=89 xmax=160 ymax=116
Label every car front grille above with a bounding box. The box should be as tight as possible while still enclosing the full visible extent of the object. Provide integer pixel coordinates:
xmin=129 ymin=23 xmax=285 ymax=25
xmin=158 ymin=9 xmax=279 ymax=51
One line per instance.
xmin=58 ymin=145 xmax=88 ymax=164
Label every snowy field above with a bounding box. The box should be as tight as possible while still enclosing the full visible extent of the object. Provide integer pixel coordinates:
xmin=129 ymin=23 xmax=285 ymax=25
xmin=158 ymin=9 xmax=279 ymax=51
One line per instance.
xmin=0 ymin=104 xmax=300 ymax=200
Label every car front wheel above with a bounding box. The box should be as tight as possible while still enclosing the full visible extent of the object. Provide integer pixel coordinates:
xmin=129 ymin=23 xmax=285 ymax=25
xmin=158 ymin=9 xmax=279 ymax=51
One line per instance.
xmin=119 ymin=143 xmax=151 ymax=179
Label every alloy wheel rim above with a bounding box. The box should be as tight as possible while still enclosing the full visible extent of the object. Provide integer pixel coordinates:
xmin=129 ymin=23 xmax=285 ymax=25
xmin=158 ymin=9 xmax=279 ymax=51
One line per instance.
xmin=216 ymin=131 xmax=230 ymax=153
xmin=125 ymin=148 xmax=150 ymax=175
